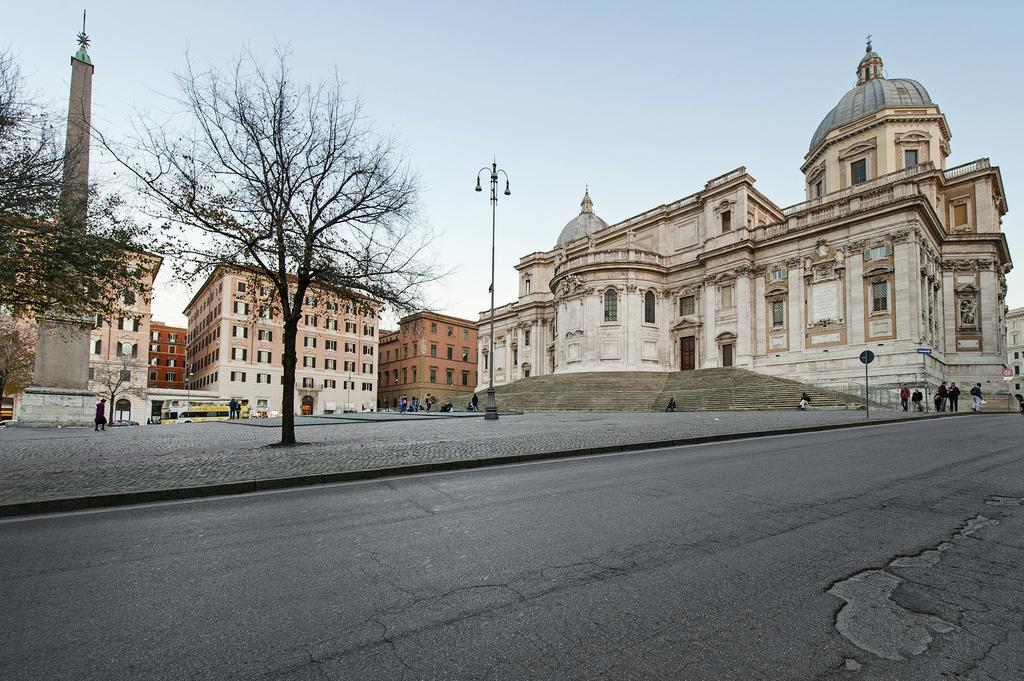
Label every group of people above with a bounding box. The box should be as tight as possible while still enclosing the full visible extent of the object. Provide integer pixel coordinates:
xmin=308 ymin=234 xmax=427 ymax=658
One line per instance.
xmin=899 ymin=382 xmax=985 ymax=412
xmin=384 ymin=392 xmax=475 ymax=414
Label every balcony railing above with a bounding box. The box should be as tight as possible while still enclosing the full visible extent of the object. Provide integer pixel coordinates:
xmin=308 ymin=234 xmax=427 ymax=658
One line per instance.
xmin=554 ymin=248 xmax=665 ymax=276
xmin=943 ymin=158 xmax=990 ymax=180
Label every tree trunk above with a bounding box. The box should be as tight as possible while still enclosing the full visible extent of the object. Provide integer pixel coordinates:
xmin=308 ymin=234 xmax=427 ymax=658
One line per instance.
xmin=280 ymin=318 xmax=298 ymax=445
xmin=108 ymin=398 xmax=115 ymax=424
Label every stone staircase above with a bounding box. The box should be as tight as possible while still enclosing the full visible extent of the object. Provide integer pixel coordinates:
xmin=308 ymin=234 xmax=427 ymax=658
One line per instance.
xmin=478 ymin=368 xmax=868 ymax=412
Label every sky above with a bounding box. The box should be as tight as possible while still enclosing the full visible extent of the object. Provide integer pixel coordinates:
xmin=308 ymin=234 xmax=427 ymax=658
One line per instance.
xmin=8 ymin=0 xmax=1024 ymax=327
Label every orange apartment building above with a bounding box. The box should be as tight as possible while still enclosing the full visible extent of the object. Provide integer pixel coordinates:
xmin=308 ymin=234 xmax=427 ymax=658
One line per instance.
xmin=377 ymin=312 xmax=478 ymax=410
xmin=147 ymin=322 xmax=188 ymax=389
xmin=87 ymin=252 xmax=163 ymax=422
xmin=184 ymin=266 xmax=380 ymax=416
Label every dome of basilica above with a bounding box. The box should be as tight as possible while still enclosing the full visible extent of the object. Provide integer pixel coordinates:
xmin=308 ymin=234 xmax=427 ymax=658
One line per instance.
xmin=556 ymin=190 xmax=609 ymax=245
xmin=809 ymin=44 xmax=933 ymax=152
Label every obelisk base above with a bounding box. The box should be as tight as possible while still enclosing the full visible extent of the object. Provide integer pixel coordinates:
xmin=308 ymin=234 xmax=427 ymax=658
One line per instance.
xmin=17 ymin=387 xmax=96 ymax=427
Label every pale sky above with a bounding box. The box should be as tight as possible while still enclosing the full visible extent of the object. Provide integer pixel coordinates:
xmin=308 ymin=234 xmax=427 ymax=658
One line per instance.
xmin=8 ymin=0 xmax=1024 ymax=327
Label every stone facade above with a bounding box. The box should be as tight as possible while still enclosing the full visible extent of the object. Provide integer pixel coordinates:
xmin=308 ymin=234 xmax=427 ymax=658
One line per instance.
xmin=1007 ymin=307 xmax=1024 ymax=393
xmin=479 ymin=46 xmax=1012 ymax=393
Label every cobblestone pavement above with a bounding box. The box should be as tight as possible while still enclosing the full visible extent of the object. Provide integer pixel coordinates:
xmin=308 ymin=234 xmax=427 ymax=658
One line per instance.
xmin=0 ymin=409 xmax=947 ymax=505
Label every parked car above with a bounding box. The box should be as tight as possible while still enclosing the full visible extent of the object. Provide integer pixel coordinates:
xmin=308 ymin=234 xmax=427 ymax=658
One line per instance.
xmin=108 ymin=419 xmax=140 ymax=427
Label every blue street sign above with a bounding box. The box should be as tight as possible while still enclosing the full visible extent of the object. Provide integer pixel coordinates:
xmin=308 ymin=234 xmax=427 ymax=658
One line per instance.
xmin=859 ymin=350 xmax=875 ymax=364
xmin=916 ymin=348 xmax=933 ymax=355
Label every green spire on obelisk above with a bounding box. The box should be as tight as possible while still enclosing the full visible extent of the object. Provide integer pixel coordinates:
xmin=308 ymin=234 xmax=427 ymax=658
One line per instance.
xmin=73 ymin=9 xmax=92 ymax=65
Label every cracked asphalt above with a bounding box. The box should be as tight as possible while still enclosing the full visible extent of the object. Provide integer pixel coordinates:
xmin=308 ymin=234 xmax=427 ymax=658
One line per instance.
xmin=1 ymin=416 xmax=1022 ymax=680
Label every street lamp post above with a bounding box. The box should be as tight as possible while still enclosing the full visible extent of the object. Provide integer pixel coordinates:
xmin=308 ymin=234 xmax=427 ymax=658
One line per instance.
xmin=476 ymin=159 xmax=511 ymax=421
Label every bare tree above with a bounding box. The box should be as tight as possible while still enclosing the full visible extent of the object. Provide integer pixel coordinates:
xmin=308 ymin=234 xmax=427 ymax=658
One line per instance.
xmin=105 ymin=48 xmax=440 ymax=444
xmin=0 ymin=314 xmax=35 ymax=410
xmin=90 ymin=355 xmax=146 ymax=424
xmin=0 ymin=48 xmax=146 ymax=317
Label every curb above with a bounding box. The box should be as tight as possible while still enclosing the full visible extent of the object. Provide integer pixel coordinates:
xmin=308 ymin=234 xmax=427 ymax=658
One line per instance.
xmin=0 ymin=411 xmax=995 ymax=518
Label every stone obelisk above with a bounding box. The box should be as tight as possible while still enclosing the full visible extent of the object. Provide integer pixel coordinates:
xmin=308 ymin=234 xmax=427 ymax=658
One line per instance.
xmin=18 ymin=23 xmax=97 ymax=427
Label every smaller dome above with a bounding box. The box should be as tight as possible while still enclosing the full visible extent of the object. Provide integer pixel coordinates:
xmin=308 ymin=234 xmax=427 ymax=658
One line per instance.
xmin=556 ymin=190 xmax=609 ymax=245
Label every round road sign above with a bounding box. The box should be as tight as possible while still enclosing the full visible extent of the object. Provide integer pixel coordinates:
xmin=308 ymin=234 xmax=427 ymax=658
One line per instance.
xmin=1003 ymin=368 xmax=1015 ymax=378
xmin=859 ymin=350 xmax=875 ymax=365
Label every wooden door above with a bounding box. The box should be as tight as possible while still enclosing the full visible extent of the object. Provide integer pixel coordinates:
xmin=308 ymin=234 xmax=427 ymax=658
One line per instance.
xmin=722 ymin=343 xmax=734 ymax=367
xmin=680 ymin=336 xmax=696 ymax=371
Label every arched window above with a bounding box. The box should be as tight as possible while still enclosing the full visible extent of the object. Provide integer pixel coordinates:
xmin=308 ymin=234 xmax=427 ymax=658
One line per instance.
xmin=644 ymin=291 xmax=656 ymax=324
xmin=604 ymin=289 xmax=618 ymax=322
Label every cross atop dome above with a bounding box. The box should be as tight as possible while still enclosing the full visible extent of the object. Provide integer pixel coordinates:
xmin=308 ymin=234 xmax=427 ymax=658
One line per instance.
xmin=580 ymin=187 xmax=593 ymax=214
xmin=856 ymin=36 xmax=883 ymax=86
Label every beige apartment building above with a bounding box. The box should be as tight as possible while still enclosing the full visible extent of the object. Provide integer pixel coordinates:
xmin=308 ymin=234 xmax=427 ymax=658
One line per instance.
xmin=184 ymin=267 xmax=380 ymax=416
xmin=88 ymin=253 xmax=163 ymax=422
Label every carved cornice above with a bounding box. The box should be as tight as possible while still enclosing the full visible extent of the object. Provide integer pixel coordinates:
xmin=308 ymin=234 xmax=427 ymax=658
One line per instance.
xmin=890 ymin=229 xmax=911 ymax=243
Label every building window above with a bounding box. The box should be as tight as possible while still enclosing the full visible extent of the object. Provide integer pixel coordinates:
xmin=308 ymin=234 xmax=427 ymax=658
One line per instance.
xmin=446 ymin=346 xmax=453 ymax=360
xmin=168 ymin=333 xmax=178 ymax=343
xmin=644 ymin=291 xmax=656 ymax=324
xmin=117 ymin=342 xmax=138 ymax=358
xmin=462 ymin=349 xmax=469 ymax=362
xmin=346 ymin=342 xmax=357 ymax=353
xmin=165 ymin=372 xmax=176 ymax=382
xmin=463 ymin=329 xmax=469 ymax=341
xmin=953 ymin=202 xmax=969 ymax=228
xmin=363 ymin=346 xmax=374 ymax=356
xmin=167 ymin=359 xmax=178 ymax=367
xmin=325 ymin=318 xmax=338 ymax=331
xmin=462 ymin=371 xmax=469 ymax=387
xmin=233 ymin=301 xmax=249 ymax=315
xmin=257 ymin=350 xmax=271 ymax=363
xmin=771 ymin=299 xmax=785 ymax=327
xmin=430 ymin=344 xmax=437 ymax=358
xmin=430 ymin=322 xmax=438 ymax=333
xmin=304 ymin=314 xmax=318 ymax=327
xmin=230 ymin=371 xmax=246 ymax=382
xmin=814 ymin=180 xmax=823 ymax=198
xmin=232 ymin=347 xmax=247 ymax=361
xmin=871 ymin=280 xmax=889 ymax=313
xmin=362 ymin=382 xmax=373 ymax=391
xmin=721 ymin=210 xmax=732 ymax=233
xmin=149 ymin=371 xmax=157 ymax=381
xmin=258 ymin=329 xmax=273 ymax=342
xmin=851 ymin=158 xmax=867 ymax=185
xmin=303 ymin=336 xmax=317 ymax=348
xmin=604 ymin=289 xmax=618 ymax=322
xmin=303 ymin=356 xmax=316 ymax=368
xmin=412 ymin=366 xmax=417 ymax=382
xmin=91 ymin=338 xmax=102 ymax=355
xmin=679 ymin=295 xmax=695 ymax=316
xmin=719 ymin=285 xmax=734 ymax=309
xmin=325 ymin=340 xmax=337 ymax=351
xmin=345 ymin=321 xmax=357 ymax=334
xmin=237 ymin=281 xmax=247 ymax=292
xmin=767 ymin=267 xmax=787 ymax=282
xmin=524 ymin=331 xmax=530 ymax=347
xmin=362 ymin=362 xmax=373 ymax=373
xmin=233 ymin=325 xmax=247 ymax=338
xmin=904 ymin=149 xmax=918 ymax=168
xmin=864 ymin=244 xmax=892 ymax=260
xmin=324 ymin=379 xmax=336 ymax=389
xmin=325 ymin=358 xmax=336 ymax=370
xmin=524 ymin=279 xmax=531 ymax=294
xmin=429 ymin=367 xmax=437 ymax=383
xmin=150 ymin=331 xmax=160 ymax=341
xmin=446 ymin=369 xmax=454 ymax=385
xmin=302 ymin=377 xmax=314 ymax=388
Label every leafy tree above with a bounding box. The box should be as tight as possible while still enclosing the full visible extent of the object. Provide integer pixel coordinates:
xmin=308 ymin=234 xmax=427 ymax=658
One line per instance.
xmin=0 ymin=47 xmax=146 ymax=318
xmin=0 ymin=314 xmax=35 ymax=410
xmin=105 ymin=49 xmax=439 ymax=445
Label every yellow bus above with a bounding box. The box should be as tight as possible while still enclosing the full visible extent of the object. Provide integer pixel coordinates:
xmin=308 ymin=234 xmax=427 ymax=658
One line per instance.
xmin=160 ymin=399 xmax=249 ymax=423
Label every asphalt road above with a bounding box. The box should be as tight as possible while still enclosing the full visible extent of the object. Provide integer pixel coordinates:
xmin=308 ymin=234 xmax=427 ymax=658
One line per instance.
xmin=1 ymin=416 xmax=1022 ymax=680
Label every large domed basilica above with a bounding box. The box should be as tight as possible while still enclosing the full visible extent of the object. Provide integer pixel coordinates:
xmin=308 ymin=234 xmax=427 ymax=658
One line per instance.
xmin=477 ymin=43 xmax=1011 ymax=391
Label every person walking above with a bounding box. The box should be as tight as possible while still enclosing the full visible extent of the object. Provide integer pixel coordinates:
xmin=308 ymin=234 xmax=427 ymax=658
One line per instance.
xmin=227 ymin=398 xmax=238 ymax=419
xmin=969 ymin=383 xmax=983 ymax=412
xmin=400 ymin=394 xmax=408 ymax=414
xmin=911 ymin=388 xmax=924 ymax=412
xmin=948 ymin=383 xmax=961 ymax=412
xmin=937 ymin=382 xmax=949 ymax=412
xmin=471 ymin=393 xmax=479 ymax=411
xmin=899 ymin=384 xmax=910 ymax=412
xmin=94 ymin=399 xmax=107 ymax=431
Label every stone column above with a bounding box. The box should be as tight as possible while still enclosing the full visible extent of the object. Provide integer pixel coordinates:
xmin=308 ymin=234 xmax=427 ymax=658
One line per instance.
xmin=894 ymin=238 xmax=915 ymax=340
xmin=703 ymin=281 xmax=717 ymax=368
xmin=787 ymin=260 xmax=804 ymax=352
xmin=735 ymin=270 xmax=752 ymax=368
xmin=847 ymin=249 xmax=866 ymax=345
xmin=941 ymin=270 xmax=956 ymax=356
xmin=979 ymin=267 xmax=999 ymax=354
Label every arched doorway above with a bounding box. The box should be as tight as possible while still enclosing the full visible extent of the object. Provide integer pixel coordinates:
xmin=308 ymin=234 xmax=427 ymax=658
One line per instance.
xmin=300 ymin=395 xmax=314 ymax=415
xmin=114 ymin=398 xmax=131 ymax=421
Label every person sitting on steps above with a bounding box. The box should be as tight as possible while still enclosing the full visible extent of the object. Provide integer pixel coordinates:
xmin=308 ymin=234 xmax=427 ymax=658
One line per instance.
xmin=665 ymin=397 xmax=676 ymax=412
xmin=799 ymin=392 xmax=811 ymax=410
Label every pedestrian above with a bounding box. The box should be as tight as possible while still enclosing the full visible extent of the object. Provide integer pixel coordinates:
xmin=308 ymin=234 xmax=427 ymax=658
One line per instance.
xmin=1015 ymin=393 xmax=1024 ymax=415
xmin=911 ymin=388 xmax=924 ymax=412
xmin=937 ymin=382 xmax=948 ymax=412
xmin=471 ymin=393 xmax=479 ymax=411
xmin=948 ymin=383 xmax=960 ymax=412
xmin=969 ymin=383 xmax=983 ymax=412
xmin=400 ymin=394 xmax=408 ymax=414
xmin=799 ymin=392 xmax=811 ymax=410
xmin=425 ymin=393 xmax=432 ymax=411
xmin=665 ymin=397 xmax=676 ymax=412
xmin=94 ymin=399 xmax=107 ymax=431
xmin=899 ymin=384 xmax=910 ymax=412
xmin=228 ymin=398 xmax=238 ymax=419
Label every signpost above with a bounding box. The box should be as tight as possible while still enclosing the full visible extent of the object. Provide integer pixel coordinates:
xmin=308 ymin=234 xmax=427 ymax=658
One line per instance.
xmin=917 ymin=348 xmax=932 ymax=412
xmin=859 ymin=350 xmax=875 ymax=419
